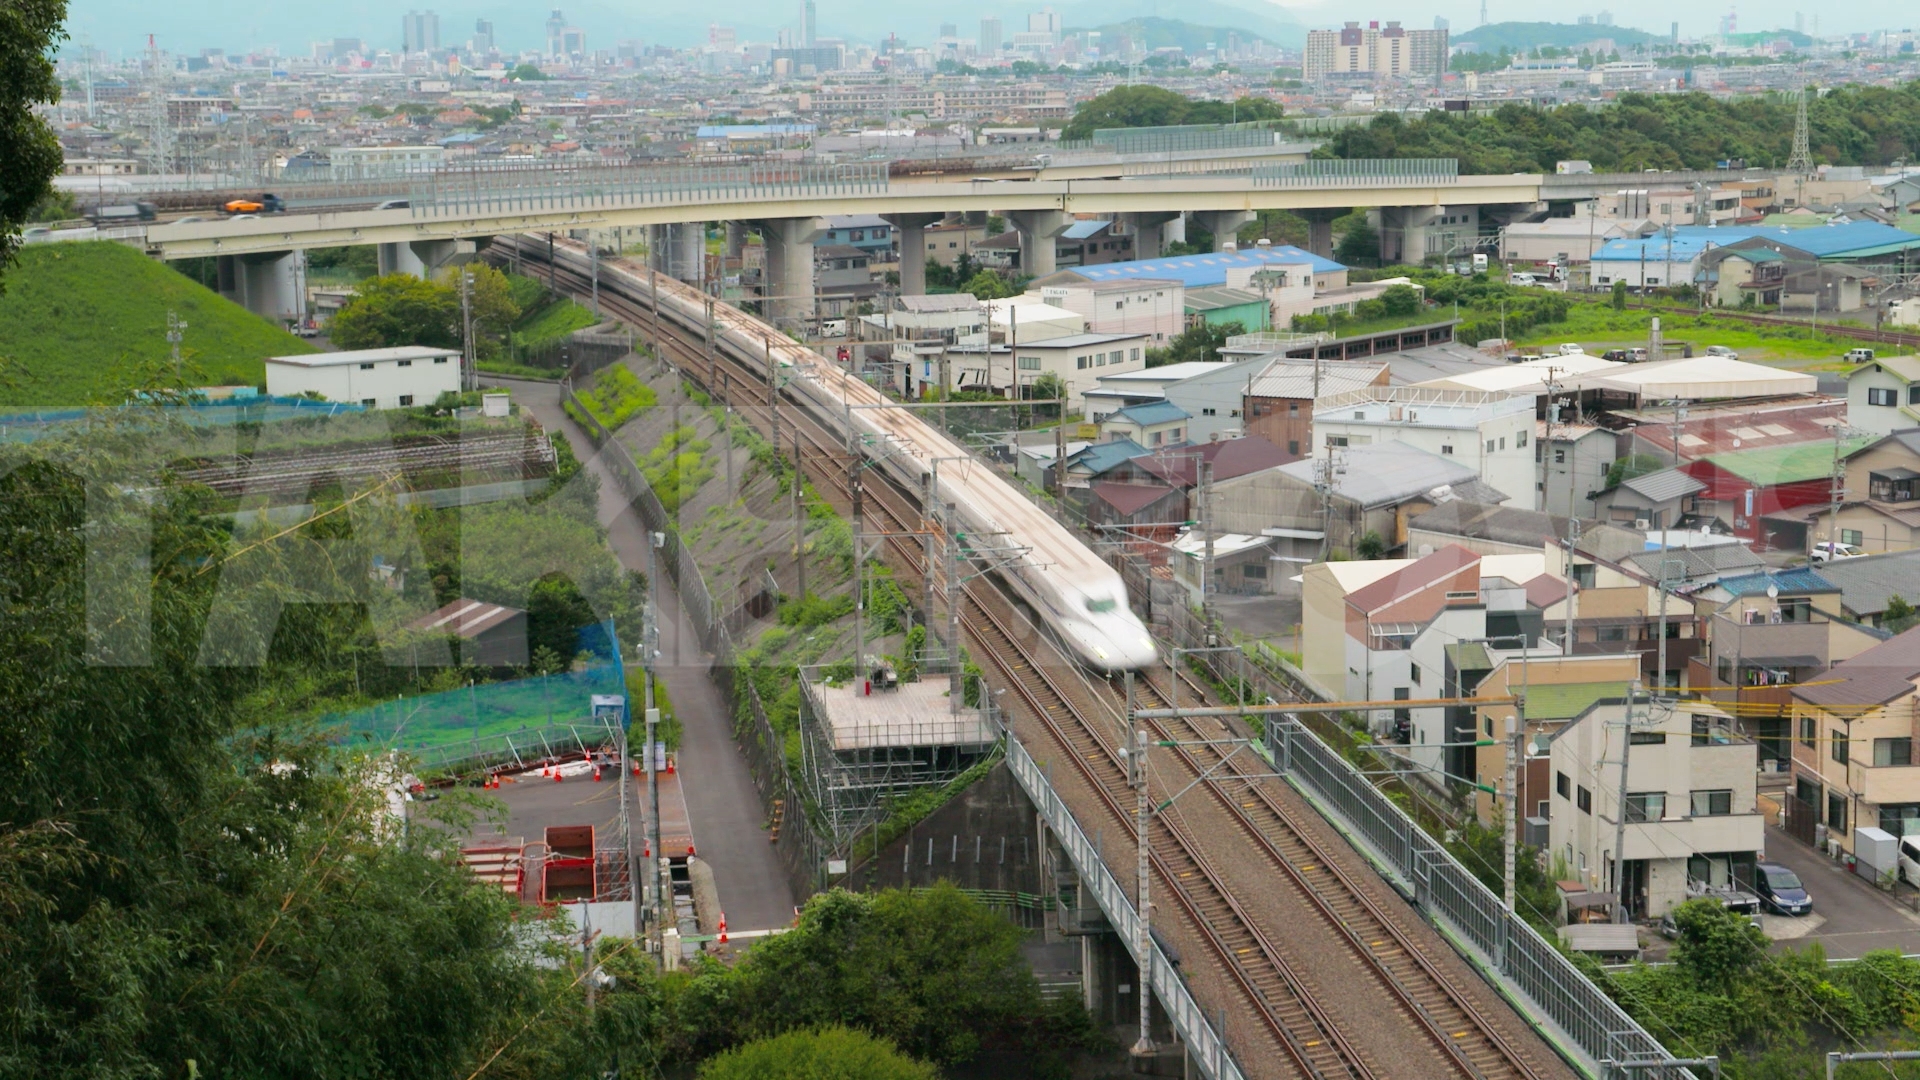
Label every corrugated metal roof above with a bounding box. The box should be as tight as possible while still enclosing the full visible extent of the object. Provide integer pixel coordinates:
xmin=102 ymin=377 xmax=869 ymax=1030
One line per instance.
xmin=408 ymin=598 xmax=526 ymax=638
xmin=1064 ymin=246 xmax=1345 ymax=287
xmin=1699 ymin=436 xmax=1874 ymax=485
xmin=1620 ymin=467 xmax=1707 ymax=503
xmin=1108 ymin=400 xmax=1189 ymax=426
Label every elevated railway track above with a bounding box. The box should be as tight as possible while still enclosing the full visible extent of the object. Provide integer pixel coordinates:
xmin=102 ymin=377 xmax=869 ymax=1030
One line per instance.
xmin=501 ymin=235 xmax=1575 ymax=1080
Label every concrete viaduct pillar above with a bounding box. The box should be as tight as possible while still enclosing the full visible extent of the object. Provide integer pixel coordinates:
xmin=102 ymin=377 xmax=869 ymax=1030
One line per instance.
xmin=1006 ymin=209 xmax=1068 ymax=279
xmin=724 ymin=220 xmax=747 ymax=262
xmin=1301 ymin=209 xmax=1342 ymax=260
xmin=376 ymin=238 xmax=473 ymax=279
xmin=883 ymin=212 xmax=943 ymax=297
xmin=1375 ymin=206 xmax=1439 ymax=265
xmin=1120 ymin=211 xmax=1181 ymax=261
xmin=670 ymin=222 xmax=706 ymax=289
xmin=646 ymin=224 xmax=671 ymax=274
xmin=216 ymin=250 xmax=306 ymax=326
xmin=758 ymin=216 xmax=827 ymax=332
xmin=1189 ymin=210 xmax=1255 ymax=253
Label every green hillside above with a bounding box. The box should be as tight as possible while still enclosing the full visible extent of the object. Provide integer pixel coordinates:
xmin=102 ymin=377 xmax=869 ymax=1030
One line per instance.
xmin=1453 ymin=21 xmax=1663 ymax=51
xmin=0 ymin=242 xmax=317 ymax=406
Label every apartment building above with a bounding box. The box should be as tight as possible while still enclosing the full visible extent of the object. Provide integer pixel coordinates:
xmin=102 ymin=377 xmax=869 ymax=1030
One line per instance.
xmin=1843 ymin=355 xmax=1920 ymax=436
xmin=1801 ymin=430 xmax=1920 ymax=555
xmin=1303 ymin=20 xmax=1449 ymax=82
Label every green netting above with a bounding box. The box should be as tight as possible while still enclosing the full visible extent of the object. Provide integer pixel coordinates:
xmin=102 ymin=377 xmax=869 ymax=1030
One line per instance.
xmin=331 ymin=621 xmax=629 ymax=769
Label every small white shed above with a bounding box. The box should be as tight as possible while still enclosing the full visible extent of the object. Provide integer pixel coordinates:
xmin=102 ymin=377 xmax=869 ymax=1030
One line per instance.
xmin=265 ymin=346 xmax=461 ymax=409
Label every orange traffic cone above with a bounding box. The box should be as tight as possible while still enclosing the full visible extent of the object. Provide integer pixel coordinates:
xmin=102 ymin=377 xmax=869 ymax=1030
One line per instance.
xmin=553 ymin=768 xmax=563 ymax=783
xmin=717 ymin=912 xmax=728 ymax=944
xmin=593 ymin=767 xmax=602 ymax=782
xmin=542 ymin=763 xmax=550 ymax=778
xmin=666 ymin=756 xmax=676 ymax=775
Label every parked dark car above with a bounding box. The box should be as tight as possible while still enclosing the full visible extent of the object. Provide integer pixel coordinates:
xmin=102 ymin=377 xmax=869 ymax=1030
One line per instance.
xmin=1753 ymin=862 xmax=1812 ymax=915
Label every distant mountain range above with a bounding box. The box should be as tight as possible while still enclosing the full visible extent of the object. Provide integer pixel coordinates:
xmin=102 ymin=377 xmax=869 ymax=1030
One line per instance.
xmin=1062 ymin=15 xmax=1292 ymax=55
xmin=1452 ymin=21 xmax=1666 ymax=52
xmin=66 ymin=0 xmax=1302 ymax=59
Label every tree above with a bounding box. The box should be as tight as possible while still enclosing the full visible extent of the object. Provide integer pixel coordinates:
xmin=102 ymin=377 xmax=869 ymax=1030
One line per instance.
xmin=1883 ymin=595 xmax=1918 ymax=634
xmin=1061 ymin=84 xmax=1283 ymax=140
xmin=1670 ymin=897 xmax=1769 ymax=994
xmin=1334 ymin=219 xmax=1380 ymax=266
xmin=698 ymin=1028 xmax=938 ymax=1080
xmin=1380 ymin=283 xmax=1423 ymax=318
xmin=329 ymin=273 xmax=461 ymax=349
xmin=1355 ymin=531 xmax=1386 ymax=559
xmin=25 ymin=188 xmax=76 ymax=223
xmin=1029 ymin=371 xmax=1068 ymax=421
xmin=509 ymin=62 xmax=550 ymax=80
xmin=0 ymin=0 xmax=66 ymax=288
xmin=1605 ymin=453 xmax=1665 ymax=489
xmin=437 ymin=262 xmax=522 ymax=350
xmin=1612 ymin=279 xmax=1629 ymax=310
xmin=0 ymin=437 xmax=538 ymax=1078
xmin=960 ymin=268 xmax=1018 ymax=300
xmin=1146 ymin=321 xmax=1244 ymax=367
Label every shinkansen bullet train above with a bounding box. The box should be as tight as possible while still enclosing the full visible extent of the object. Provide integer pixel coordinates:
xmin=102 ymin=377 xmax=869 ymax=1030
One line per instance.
xmin=558 ymin=242 xmax=1159 ymax=672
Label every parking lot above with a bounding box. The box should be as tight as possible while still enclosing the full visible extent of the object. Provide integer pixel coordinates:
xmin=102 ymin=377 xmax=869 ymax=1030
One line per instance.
xmin=1760 ymin=826 xmax=1920 ymax=958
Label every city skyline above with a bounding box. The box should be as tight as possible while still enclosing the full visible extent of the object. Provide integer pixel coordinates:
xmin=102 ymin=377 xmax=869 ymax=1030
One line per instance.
xmin=57 ymin=0 xmax=1879 ymax=58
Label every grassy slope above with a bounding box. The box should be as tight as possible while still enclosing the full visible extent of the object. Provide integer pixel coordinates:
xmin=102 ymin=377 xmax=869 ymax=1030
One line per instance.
xmin=0 ymin=242 xmax=317 ymax=406
xmin=513 ymin=296 xmax=598 ymax=345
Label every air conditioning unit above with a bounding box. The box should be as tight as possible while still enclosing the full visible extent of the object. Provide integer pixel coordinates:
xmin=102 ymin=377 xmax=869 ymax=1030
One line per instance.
xmin=1634 ymin=518 xmax=1650 ymax=530
xmin=1406 ymin=410 xmax=1419 ymax=423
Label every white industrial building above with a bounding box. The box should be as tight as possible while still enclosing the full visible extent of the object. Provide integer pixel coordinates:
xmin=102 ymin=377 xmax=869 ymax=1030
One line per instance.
xmin=265 ymin=346 xmax=462 ymax=409
xmin=1312 ymin=385 xmax=1540 ymax=510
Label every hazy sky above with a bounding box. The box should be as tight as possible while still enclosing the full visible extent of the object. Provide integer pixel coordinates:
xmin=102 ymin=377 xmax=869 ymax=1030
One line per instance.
xmin=59 ymin=0 xmax=1876 ymax=59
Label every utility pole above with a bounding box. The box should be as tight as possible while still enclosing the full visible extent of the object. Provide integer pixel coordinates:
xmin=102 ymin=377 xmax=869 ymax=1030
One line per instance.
xmin=590 ymin=231 xmax=601 ymax=319
xmin=1200 ymin=458 xmax=1216 ymax=631
xmin=1827 ymin=421 xmax=1848 ymax=557
xmin=547 ymin=232 xmax=556 ymax=292
xmin=459 ymin=268 xmax=475 ymax=393
xmin=947 ymin=500 xmax=963 ymax=714
xmin=649 ymin=269 xmax=662 ymax=361
xmin=1128 ymin=710 xmax=1155 ymax=1060
xmin=643 ymin=531 xmax=665 ymax=951
xmin=793 ymin=430 xmax=807 ymax=600
xmin=165 ymin=310 xmax=187 ymax=378
xmin=1611 ymin=681 xmax=1641 ymax=918
xmin=851 ymin=468 xmax=865 ymax=677
xmin=1562 ymin=517 xmax=1580 ymax=655
xmin=1504 ymin=685 xmax=1526 ymax=913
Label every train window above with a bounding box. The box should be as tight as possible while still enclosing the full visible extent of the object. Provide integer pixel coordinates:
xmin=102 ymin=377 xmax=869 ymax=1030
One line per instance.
xmin=1085 ymin=597 xmax=1118 ymax=614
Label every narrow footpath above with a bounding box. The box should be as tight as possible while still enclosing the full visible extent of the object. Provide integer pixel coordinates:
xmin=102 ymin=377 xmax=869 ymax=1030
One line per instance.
xmin=498 ymin=375 xmax=799 ymax=931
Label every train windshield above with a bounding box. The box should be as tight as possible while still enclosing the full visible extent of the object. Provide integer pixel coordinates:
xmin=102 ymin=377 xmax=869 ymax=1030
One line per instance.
xmin=1085 ymin=597 xmax=1118 ymax=614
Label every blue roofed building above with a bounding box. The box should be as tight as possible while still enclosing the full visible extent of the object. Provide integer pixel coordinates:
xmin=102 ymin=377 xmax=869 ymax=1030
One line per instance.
xmin=821 ymin=215 xmax=894 ymax=259
xmin=1055 ymin=219 xmax=1135 ymax=268
xmin=1034 ymin=245 xmax=1362 ymax=342
xmin=1098 ymin=400 xmax=1190 ymax=448
xmin=1593 ymin=222 xmax=1920 ymax=292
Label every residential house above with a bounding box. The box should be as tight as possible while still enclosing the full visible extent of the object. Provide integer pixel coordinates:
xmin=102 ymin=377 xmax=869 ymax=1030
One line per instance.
xmin=1801 ymin=429 xmax=1920 ymax=553
xmin=1448 ymin=650 xmax=1638 ymax=825
xmin=1690 ymin=568 xmax=1888 ymax=769
xmin=1082 ymin=362 xmax=1233 ymax=423
xmin=921 ymin=218 xmax=990 ymax=268
xmin=1100 ymin=401 xmax=1189 ymax=448
xmin=1592 ymin=467 xmax=1708 ymax=530
xmin=1213 ymin=441 xmax=1510 ymax=564
xmin=1057 ymin=437 xmax=1150 ymax=491
xmin=1313 ymin=385 xmax=1540 ymax=511
xmin=1549 ymin=695 xmax=1759 ymax=918
xmin=814 ymin=245 xmax=879 ymax=315
xmin=1811 ymin=550 xmax=1920 ymax=628
xmin=1844 ymin=355 xmax=1920 ymax=436
xmin=820 ymin=214 xmax=894 ymax=259
xmin=1086 ymin=480 xmax=1182 ymax=530
xmin=1790 ymin=628 xmax=1920 ymax=854
xmin=1405 ymin=501 xmax=1574 ymax=557
xmin=1241 ymin=359 xmax=1391 ymax=457
xmin=1701 ymin=244 xmax=1788 ymax=307
xmin=1168 ymin=530 xmax=1277 ymax=600
xmin=1055 ymin=219 xmax=1134 ymax=268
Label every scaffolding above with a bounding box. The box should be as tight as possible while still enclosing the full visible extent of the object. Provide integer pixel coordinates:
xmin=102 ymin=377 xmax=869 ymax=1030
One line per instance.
xmin=796 ymin=662 xmax=1001 ymax=844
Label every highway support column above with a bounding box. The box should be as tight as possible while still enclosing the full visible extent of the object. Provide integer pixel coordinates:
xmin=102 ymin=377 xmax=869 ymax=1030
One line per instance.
xmin=670 ymin=222 xmax=706 ymax=290
xmin=376 ymin=238 xmax=473 ymax=279
xmin=1301 ymin=209 xmax=1342 ymax=259
xmin=646 ymin=225 xmax=671 ymax=274
xmin=217 ymin=250 xmax=307 ymax=326
xmin=1120 ymin=211 xmax=1181 ymax=261
xmin=1006 ymin=209 xmax=1068 ymax=279
xmin=758 ymin=216 xmax=828 ymax=332
xmin=883 ymin=212 xmax=943 ymax=298
xmin=1188 ymin=210 xmax=1255 ymax=253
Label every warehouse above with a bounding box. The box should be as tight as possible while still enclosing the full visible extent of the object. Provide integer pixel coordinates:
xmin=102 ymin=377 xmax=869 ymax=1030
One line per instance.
xmin=264 ymin=346 xmax=463 ymax=409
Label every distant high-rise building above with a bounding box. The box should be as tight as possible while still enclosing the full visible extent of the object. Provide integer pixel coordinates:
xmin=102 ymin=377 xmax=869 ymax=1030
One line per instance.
xmin=1577 ymin=14 xmax=1593 ymax=25
xmin=712 ymin=24 xmax=739 ymax=51
xmin=1433 ymin=16 xmax=1449 ymax=30
xmin=473 ymin=18 xmax=493 ymax=53
xmin=801 ymin=0 xmax=817 ymax=46
xmin=940 ymin=22 xmax=957 ymax=38
xmin=979 ymin=16 xmax=1003 ymax=53
xmin=561 ymin=27 xmax=586 ymax=57
xmin=1671 ymin=20 xmax=1680 ymax=41
xmin=1303 ymin=20 xmax=1449 ymax=82
xmin=546 ymin=9 xmax=567 ymax=58
xmin=402 ymin=10 xmax=438 ymax=54
xmin=332 ymin=37 xmax=364 ymax=60
xmin=1596 ymin=9 xmax=1614 ymax=25
xmin=1794 ymin=11 xmax=1804 ymax=33
xmin=1027 ymin=8 xmax=1060 ymax=35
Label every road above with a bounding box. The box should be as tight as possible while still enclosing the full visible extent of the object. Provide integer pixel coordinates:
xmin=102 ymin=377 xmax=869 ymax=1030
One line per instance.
xmin=1763 ymin=826 xmax=1920 ymax=958
xmin=497 ymin=374 xmax=799 ymax=931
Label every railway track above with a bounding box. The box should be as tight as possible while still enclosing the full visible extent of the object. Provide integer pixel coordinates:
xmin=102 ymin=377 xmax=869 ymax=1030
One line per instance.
xmin=502 ymin=236 xmax=1565 ymax=1080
